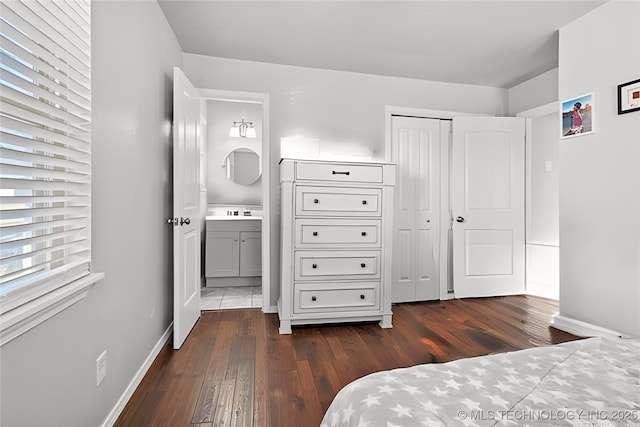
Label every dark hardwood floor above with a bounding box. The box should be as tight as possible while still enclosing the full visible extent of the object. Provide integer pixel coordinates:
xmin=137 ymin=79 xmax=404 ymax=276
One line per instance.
xmin=114 ymin=296 xmax=580 ymax=427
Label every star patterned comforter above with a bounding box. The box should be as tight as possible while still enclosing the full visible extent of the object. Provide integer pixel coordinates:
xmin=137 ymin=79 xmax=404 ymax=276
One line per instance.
xmin=321 ymin=337 xmax=640 ymax=426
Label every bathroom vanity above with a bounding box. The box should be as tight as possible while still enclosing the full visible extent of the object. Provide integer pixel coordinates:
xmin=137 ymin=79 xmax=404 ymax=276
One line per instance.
xmin=204 ymin=216 xmax=262 ymax=287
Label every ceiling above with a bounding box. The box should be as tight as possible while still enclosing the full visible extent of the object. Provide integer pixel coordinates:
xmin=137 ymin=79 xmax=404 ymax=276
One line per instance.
xmin=158 ymin=1 xmax=605 ymax=88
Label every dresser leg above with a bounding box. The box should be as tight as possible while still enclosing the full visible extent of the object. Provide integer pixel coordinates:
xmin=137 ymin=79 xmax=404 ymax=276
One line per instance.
xmin=279 ymin=320 xmax=292 ymax=334
xmin=379 ymin=314 xmax=393 ymax=329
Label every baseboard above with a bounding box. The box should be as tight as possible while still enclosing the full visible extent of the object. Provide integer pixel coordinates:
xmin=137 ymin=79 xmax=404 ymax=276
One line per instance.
xmin=100 ymin=323 xmax=173 ymax=427
xmin=550 ymin=314 xmax=630 ymax=339
xmin=262 ymin=304 xmax=278 ymax=314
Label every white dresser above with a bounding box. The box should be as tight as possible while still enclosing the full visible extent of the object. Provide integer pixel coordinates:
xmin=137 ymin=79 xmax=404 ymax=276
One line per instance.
xmin=279 ymin=158 xmax=396 ymax=334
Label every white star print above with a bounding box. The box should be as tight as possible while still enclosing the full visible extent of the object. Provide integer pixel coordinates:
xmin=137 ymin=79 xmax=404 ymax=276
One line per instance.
xmin=488 ymin=394 xmax=510 ymax=408
xmin=421 ymin=416 xmax=446 ymax=426
xmin=471 ymin=367 xmax=487 ymax=376
xmin=467 ymin=377 xmax=486 ymax=390
xmin=378 ymin=384 xmax=395 ymax=395
xmin=461 ymin=397 xmax=481 ymax=411
xmin=412 ymin=369 xmax=429 ymax=378
xmin=342 ymin=403 xmax=355 ymax=422
xmin=504 ymin=367 xmax=517 ymax=375
xmin=421 ymin=399 xmax=441 ymax=413
xmin=356 ymin=415 xmax=370 ymax=427
xmin=432 ymin=386 xmax=448 ymax=397
xmin=444 ymin=378 xmax=462 ymax=390
xmin=390 ymin=403 xmax=412 ymax=418
xmin=495 ymin=381 xmax=514 ymax=393
xmin=403 ymin=384 xmax=422 ymax=395
xmin=547 ymin=390 xmax=571 ymax=400
xmin=525 ymin=392 xmax=548 ymax=405
xmin=362 ymin=394 xmax=381 ymax=407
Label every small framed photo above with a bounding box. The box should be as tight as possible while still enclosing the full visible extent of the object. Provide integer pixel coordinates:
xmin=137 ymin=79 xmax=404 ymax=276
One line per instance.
xmin=561 ymin=93 xmax=595 ymax=139
xmin=617 ymin=78 xmax=640 ymax=115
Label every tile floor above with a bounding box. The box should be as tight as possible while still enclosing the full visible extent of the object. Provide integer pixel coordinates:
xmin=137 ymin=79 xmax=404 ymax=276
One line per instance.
xmin=201 ymin=286 xmax=262 ymax=310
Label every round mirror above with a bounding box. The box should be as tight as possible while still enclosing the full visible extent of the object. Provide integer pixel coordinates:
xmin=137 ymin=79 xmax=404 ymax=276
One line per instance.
xmin=224 ymin=148 xmax=261 ymax=185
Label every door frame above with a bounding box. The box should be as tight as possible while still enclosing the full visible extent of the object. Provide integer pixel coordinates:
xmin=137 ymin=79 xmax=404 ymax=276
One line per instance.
xmin=199 ymin=88 xmax=273 ymax=312
xmin=516 ymin=101 xmax=559 ymax=299
xmin=384 ymin=106 xmax=488 ymax=300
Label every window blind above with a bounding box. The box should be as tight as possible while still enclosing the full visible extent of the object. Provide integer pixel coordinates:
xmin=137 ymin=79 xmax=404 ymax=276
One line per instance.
xmin=0 ymin=0 xmax=92 ymax=313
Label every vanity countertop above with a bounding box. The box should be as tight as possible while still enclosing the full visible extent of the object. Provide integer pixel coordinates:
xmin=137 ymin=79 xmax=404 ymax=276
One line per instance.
xmin=205 ymin=215 xmax=262 ymax=221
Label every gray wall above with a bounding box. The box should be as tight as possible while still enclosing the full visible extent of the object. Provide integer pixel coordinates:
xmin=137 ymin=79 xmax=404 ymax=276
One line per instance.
xmin=558 ymin=1 xmax=640 ymax=336
xmin=0 ymin=2 xmax=182 ymax=426
xmin=184 ymin=54 xmax=508 ymax=307
xmin=508 ymin=68 xmax=558 ymax=116
xmin=206 ymin=100 xmax=263 ymax=206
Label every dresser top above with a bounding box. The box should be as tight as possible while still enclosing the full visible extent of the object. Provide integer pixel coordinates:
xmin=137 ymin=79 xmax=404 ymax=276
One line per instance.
xmin=279 ymin=158 xmax=395 ymax=166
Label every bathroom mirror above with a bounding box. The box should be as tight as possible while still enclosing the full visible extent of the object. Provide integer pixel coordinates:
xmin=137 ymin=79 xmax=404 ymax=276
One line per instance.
xmin=224 ymin=148 xmax=261 ymax=185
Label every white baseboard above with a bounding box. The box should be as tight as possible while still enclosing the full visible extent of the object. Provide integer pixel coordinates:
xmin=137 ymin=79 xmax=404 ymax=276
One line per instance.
xmin=100 ymin=323 xmax=173 ymax=427
xmin=551 ymin=314 xmax=630 ymax=339
xmin=262 ymin=305 xmax=278 ymax=314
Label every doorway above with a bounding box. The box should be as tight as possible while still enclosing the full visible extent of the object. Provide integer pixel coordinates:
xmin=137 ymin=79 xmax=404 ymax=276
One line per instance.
xmin=518 ymin=102 xmax=559 ymax=300
xmin=198 ymin=89 xmax=271 ymax=311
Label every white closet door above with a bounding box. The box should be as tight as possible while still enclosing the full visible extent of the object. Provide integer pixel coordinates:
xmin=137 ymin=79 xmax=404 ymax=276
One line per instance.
xmin=452 ymin=117 xmax=525 ymax=298
xmin=391 ymin=116 xmax=441 ymax=302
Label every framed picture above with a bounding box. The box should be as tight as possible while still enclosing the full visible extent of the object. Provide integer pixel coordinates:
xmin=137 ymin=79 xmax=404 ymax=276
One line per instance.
xmin=561 ymin=93 xmax=595 ymax=139
xmin=617 ymin=78 xmax=640 ymax=115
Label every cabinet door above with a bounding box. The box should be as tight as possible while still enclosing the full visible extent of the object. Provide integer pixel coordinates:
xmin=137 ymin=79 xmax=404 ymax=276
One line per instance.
xmin=239 ymin=231 xmax=262 ymax=277
xmin=205 ymin=231 xmax=239 ymax=277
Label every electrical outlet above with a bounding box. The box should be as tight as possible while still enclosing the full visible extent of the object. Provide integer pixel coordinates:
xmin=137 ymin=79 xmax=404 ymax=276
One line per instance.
xmin=96 ymin=350 xmax=107 ymax=387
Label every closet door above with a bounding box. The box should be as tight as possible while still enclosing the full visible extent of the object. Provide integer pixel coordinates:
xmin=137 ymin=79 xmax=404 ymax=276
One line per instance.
xmin=391 ymin=116 xmax=441 ymax=302
xmin=452 ymin=117 xmax=525 ymax=298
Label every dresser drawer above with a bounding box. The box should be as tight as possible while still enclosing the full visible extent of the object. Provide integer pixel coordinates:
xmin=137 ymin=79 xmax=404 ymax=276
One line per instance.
xmin=295 ymin=219 xmax=381 ymax=248
xmin=294 ymin=250 xmax=380 ymax=281
xmin=295 ymin=161 xmax=383 ymax=183
xmin=296 ymin=186 xmax=381 ymax=217
xmin=293 ymin=281 xmax=380 ymax=313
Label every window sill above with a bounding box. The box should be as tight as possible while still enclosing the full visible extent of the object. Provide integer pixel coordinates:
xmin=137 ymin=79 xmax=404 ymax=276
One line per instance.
xmin=0 ymin=272 xmax=105 ymax=347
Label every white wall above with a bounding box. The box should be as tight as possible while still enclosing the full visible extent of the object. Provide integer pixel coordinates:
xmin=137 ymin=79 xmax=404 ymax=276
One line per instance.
xmin=0 ymin=2 xmax=183 ymax=426
xmin=508 ymin=68 xmax=559 ymax=116
xmin=184 ymin=54 xmax=508 ymax=306
xmin=206 ymin=100 xmax=262 ymax=207
xmin=558 ymin=1 xmax=640 ymax=336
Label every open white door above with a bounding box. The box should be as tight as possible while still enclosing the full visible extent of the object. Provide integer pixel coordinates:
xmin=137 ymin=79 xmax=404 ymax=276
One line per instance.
xmin=391 ymin=116 xmax=441 ymax=302
xmin=452 ymin=117 xmax=525 ymax=298
xmin=172 ymin=67 xmax=201 ymax=349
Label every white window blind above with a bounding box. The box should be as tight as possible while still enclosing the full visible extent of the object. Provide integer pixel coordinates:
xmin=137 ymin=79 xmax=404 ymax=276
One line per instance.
xmin=0 ymin=0 xmax=97 ymax=331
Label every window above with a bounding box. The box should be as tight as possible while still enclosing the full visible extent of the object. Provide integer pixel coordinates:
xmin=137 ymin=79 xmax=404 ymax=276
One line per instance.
xmin=1 ymin=0 xmax=102 ymax=345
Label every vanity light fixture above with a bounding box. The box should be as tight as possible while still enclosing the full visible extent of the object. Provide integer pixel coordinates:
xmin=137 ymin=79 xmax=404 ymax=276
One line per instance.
xmin=229 ymin=118 xmax=257 ymax=138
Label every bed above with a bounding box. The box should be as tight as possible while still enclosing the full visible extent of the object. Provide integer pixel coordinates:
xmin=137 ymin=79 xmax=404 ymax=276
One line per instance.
xmin=321 ymin=337 xmax=640 ymax=426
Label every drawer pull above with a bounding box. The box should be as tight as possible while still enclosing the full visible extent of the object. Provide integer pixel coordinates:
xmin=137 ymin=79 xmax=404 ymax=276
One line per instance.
xmin=312 ymin=263 xmax=318 ymax=269
xmin=313 ymin=198 xmax=319 ymax=204
xmin=362 ymin=200 xmax=368 ymax=205
xmin=332 ymin=170 xmax=350 ymax=176
xmin=312 ymin=231 xmax=318 ymax=236
xmin=360 ymin=263 xmax=366 ymax=268
xmin=361 ymin=231 xmax=367 ymax=237
xmin=311 ymin=296 xmax=317 ymax=301
xmin=360 ymin=294 xmax=365 ymax=300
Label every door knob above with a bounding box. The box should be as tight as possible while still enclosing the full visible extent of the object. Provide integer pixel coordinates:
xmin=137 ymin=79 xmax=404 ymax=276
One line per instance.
xmin=455 ymin=216 xmax=465 ymax=223
xmin=167 ymin=217 xmax=178 ymax=226
xmin=180 ymin=217 xmax=191 ymax=225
